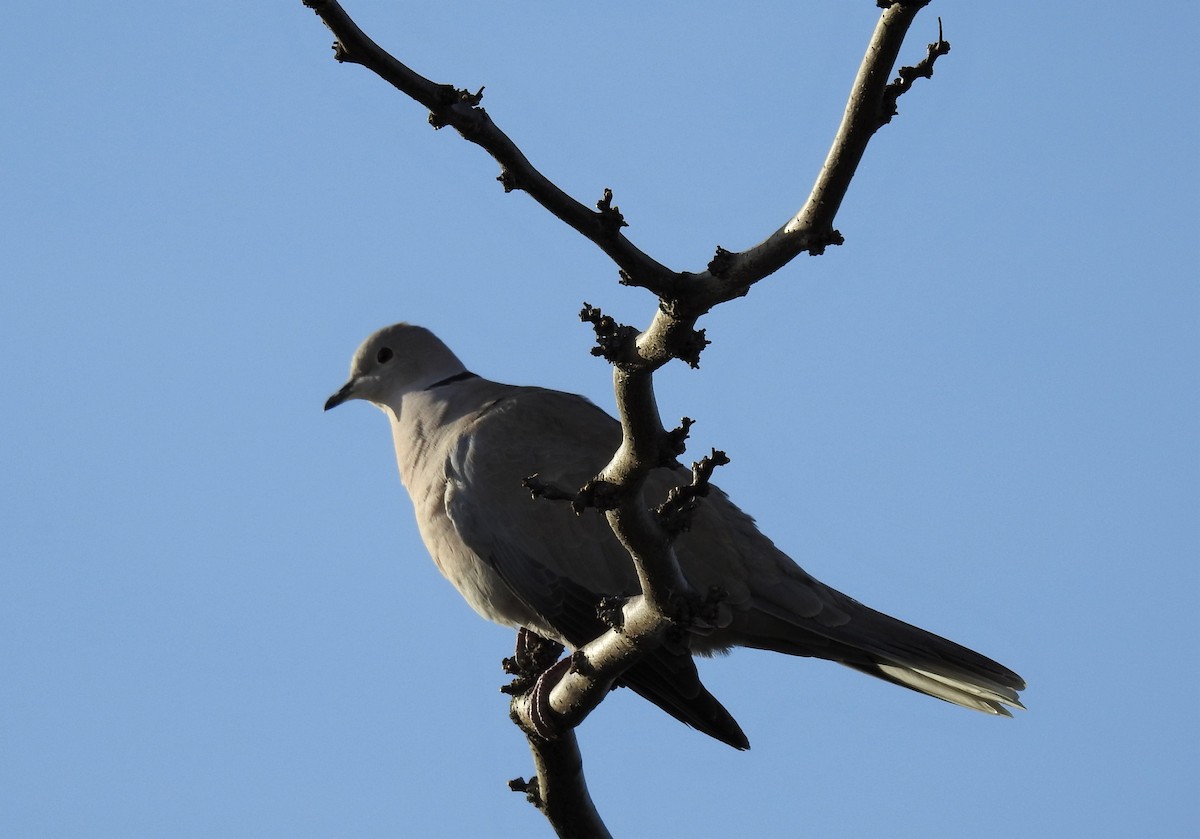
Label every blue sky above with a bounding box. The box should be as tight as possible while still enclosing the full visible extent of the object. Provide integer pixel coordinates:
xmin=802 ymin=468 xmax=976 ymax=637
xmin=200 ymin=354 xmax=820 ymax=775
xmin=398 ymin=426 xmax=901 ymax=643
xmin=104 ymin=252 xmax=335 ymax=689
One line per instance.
xmin=2 ymin=2 xmax=1197 ymax=837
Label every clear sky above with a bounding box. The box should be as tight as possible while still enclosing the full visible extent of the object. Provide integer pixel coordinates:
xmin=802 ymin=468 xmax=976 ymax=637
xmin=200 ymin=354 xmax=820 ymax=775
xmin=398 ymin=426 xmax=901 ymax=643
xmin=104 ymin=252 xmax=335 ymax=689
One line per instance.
xmin=3 ymin=2 xmax=1197 ymax=837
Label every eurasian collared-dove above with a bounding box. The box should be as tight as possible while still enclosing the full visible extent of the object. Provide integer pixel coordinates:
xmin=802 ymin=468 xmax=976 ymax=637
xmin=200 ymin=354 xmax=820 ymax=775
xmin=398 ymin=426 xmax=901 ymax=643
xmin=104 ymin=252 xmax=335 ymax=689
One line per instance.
xmin=326 ymin=323 xmax=1025 ymax=749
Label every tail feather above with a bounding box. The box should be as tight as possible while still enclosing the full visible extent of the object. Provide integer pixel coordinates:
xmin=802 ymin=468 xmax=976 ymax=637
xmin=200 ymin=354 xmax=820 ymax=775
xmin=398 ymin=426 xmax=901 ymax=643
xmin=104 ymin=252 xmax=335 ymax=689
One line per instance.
xmin=857 ymin=662 xmax=1024 ymax=715
xmin=735 ymin=594 xmax=1026 ymax=715
xmin=839 ymin=608 xmax=1026 ymax=714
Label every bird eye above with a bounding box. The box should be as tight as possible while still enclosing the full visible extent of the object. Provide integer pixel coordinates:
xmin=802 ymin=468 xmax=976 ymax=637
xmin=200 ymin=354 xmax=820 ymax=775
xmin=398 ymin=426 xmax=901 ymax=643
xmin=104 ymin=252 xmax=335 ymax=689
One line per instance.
xmin=376 ymin=347 xmax=394 ymax=364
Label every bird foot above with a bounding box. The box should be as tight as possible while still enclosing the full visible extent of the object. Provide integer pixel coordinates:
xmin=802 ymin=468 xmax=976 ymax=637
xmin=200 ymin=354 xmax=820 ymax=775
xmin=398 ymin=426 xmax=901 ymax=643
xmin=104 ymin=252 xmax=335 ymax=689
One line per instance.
xmin=501 ymin=627 xmax=564 ymax=696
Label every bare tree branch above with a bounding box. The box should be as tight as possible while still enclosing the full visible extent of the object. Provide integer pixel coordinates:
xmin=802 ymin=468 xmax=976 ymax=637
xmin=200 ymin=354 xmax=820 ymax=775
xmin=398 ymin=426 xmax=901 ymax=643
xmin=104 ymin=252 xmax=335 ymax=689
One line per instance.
xmin=510 ymin=731 xmax=612 ymax=839
xmin=301 ymin=2 xmax=948 ymax=835
xmin=301 ymin=0 xmax=683 ymax=297
xmin=687 ymin=0 xmax=942 ymax=310
xmin=303 ymin=0 xmax=942 ymax=312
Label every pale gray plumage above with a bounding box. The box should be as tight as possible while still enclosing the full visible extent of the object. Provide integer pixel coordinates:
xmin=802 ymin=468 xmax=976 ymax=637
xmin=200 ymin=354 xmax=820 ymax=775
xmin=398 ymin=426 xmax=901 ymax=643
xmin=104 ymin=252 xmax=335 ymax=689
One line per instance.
xmin=326 ymin=323 xmax=1025 ymax=749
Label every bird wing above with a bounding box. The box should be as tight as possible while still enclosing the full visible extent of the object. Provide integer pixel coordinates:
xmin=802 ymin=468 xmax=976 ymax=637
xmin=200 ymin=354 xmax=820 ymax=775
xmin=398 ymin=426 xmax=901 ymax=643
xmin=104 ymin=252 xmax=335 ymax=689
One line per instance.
xmin=436 ymin=384 xmax=748 ymax=747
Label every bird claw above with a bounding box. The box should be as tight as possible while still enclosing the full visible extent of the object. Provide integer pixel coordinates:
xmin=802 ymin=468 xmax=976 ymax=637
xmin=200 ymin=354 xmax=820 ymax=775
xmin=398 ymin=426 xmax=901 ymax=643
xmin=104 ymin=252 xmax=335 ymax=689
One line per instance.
xmin=501 ymin=627 xmax=564 ymax=696
xmin=504 ymin=631 xmax=594 ymax=741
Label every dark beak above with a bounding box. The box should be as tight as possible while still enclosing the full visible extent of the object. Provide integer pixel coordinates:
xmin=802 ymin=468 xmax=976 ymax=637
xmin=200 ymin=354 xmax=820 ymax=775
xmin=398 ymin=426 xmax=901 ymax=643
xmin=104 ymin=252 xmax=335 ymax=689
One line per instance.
xmin=324 ymin=380 xmax=357 ymax=412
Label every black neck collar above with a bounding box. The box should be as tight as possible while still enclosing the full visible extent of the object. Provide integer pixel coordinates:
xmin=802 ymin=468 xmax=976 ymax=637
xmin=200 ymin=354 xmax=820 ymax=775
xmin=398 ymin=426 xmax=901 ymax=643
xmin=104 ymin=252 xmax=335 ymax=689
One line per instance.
xmin=425 ymin=370 xmax=478 ymax=390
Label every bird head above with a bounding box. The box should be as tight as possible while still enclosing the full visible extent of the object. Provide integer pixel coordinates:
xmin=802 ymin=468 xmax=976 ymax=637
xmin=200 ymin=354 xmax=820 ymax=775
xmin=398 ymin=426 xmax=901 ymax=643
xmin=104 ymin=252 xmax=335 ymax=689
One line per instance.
xmin=325 ymin=322 xmax=467 ymax=411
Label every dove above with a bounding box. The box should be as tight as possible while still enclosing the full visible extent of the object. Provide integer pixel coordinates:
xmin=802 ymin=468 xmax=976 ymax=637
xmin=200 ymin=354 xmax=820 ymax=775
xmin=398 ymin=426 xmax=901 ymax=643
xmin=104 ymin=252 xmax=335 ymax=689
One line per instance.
xmin=325 ymin=322 xmax=1025 ymax=748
